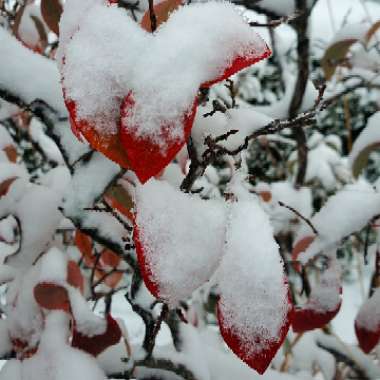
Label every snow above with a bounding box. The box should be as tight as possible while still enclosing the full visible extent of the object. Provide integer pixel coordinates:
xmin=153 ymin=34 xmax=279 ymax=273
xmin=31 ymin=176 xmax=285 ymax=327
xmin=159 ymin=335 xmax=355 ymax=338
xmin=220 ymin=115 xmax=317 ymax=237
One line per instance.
xmin=68 ymin=287 xmax=107 ymax=336
xmin=0 ymin=181 xmax=62 ymax=269
xmin=330 ymin=22 xmax=370 ymax=44
xmin=349 ymin=111 xmax=380 ymax=172
xmin=63 ymin=152 xmax=120 ymax=217
xmin=0 ymin=27 xmax=65 ymax=115
xmin=299 ymin=181 xmax=380 ymax=263
xmin=17 ymin=3 xmax=44 ymax=50
xmin=311 ymin=0 xmax=380 ymax=44
xmin=0 ymin=162 xmax=29 ymax=184
xmin=134 ymin=178 xmax=226 ymax=306
xmin=0 ymin=312 xmax=107 ymax=380
xmin=0 ymin=127 xmax=14 ymax=149
xmin=0 ymin=320 xmax=12 ymax=358
xmin=316 ymin=333 xmax=380 ymax=379
xmin=256 ymin=0 xmax=296 ymax=16
xmin=217 ymin=200 xmax=290 ymax=355
xmin=285 ymin=332 xmax=335 ymax=380
xmin=50 ymin=120 xmax=90 ymax=166
xmin=192 ymin=105 xmax=273 ymax=157
xmin=262 ymin=181 xmax=312 ymax=235
xmin=39 ymin=248 xmax=67 ymax=285
xmin=300 ymin=258 xmax=341 ymax=313
xmin=29 ymin=119 xmax=64 ymax=165
xmin=255 ymin=77 xmax=318 ymax=119
xmin=0 ymin=100 xmax=18 ymax=121
xmin=62 ymin=1 xmax=269 ymax=149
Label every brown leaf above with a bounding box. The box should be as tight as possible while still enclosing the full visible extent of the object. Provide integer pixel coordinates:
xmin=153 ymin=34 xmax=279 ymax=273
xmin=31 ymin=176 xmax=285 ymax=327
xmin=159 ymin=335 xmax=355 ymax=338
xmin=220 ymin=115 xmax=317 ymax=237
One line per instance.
xmin=100 ymin=249 xmax=120 ymax=268
xmin=67 ymin=261 xmax=85 ymax=294
xmin=0 ymin=177 xmax=17 ymax=197
xmin=75 ymin=230 xmax=95 ymax=267
xmin=259 ymin=191 xmax=272 ymax=203
xmin=321 ymin=39 xmax=357 ymax=80
xmin=141 ymin=0 xmax=182 ymax=32
xmin=365 ymin=20 xmax=380 ymax=45
xmin=104 ymin=184 xmax=134 ymax=221
xmin=3 ymin=145 xmax=17 ymax=163
xmin=352 ymin=142 xmax=380 ymax=178
xmin=34 ymin=282 xmax=71 ymax=312
xmin=40 ymin=0 xmax=63 ymax=35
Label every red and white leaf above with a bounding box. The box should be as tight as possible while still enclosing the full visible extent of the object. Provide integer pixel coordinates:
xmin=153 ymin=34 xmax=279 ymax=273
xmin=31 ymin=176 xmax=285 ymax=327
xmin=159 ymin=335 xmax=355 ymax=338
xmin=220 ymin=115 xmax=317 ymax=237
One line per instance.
xmin=133 ymin=179 xmax=226 ymax=306
xmin=355 ymin=288 xmax=380 ymax=353
xmin=292 ymin=259 xmax=342 ymax=333
xmin=72 ymin=314 xmax=122 ymax=356
xmin=61 ymin=1 xmax=270 ymax=182
xmin=217 ymin=201 xmax=292 ymax=374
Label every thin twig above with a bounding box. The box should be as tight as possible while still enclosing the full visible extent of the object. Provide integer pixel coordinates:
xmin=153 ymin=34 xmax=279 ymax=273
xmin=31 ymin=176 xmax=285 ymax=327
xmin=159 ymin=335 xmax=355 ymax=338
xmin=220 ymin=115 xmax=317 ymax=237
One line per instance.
xmin=278 ymin=201 xmax=318 ymax=235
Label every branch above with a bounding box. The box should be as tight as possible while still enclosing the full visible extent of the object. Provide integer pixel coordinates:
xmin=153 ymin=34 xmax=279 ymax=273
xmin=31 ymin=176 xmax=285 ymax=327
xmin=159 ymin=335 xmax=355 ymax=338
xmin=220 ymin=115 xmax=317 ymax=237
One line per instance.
xmin=289 ymin=0 xmax=310 ymax=187
xmin=136 ymin=357 xmax=198 ymax=380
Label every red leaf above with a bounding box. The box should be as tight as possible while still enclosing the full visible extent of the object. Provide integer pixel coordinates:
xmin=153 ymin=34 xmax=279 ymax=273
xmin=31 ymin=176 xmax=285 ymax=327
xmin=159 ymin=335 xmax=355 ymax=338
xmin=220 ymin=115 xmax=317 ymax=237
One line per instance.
xmin=72 ymin=314 xmax=121 ymax=356
xmin=355 ymin=322 xmax=380 ymax=354
xmin=119 ymin=47 xmax=271 ymax=184
xmin=34 ymin=282 xmax=71 ymax=312
xmin=201 ymin=52 xmax=271 ymax=89
xmin=66 ymin=100 xmax=131 ymax=169
xmin=67 ymin=260 xmax=85 ymax=294
xmin=62 ymin=4 xmax=271 ymax=184
xmin=354 ymin=289 xmax=380 ymax=353
xmin=120 ymin=93 xmax=197 ymax=184
xmin=292 ymin=304 xmax=341 ymax=333
xmin=133 ymin=223 xmax=160 ymax=298
xmin=291 ymin=236 xmax=315 ymax=273
xmin=217 ymin=293 xmax=293 ymax=375
xmin=292 ymin=260 xmax=342 ymax=333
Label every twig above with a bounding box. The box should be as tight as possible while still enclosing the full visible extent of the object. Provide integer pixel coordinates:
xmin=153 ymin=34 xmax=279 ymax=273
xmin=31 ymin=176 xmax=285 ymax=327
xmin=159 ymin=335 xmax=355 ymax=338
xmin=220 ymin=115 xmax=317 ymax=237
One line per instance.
xmin=249 ymin=11 xmax=302 ymax=28
xmin=148 ymin=0 xmax=157 ymax=32
xmin=278 ymin=201 xmax=318 ymax=235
